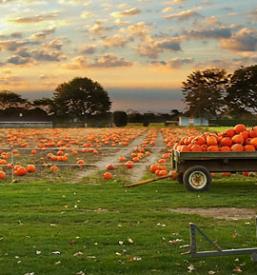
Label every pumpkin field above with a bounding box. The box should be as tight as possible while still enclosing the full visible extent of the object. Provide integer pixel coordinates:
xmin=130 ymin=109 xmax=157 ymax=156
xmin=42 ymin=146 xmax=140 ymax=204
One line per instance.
xmin=0 ymin=125 xmax=257 ymax=274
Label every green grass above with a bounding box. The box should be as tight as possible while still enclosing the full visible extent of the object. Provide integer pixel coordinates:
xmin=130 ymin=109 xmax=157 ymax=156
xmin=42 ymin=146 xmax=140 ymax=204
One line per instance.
xmin=0 ymin=176 xmax=256 ymax=274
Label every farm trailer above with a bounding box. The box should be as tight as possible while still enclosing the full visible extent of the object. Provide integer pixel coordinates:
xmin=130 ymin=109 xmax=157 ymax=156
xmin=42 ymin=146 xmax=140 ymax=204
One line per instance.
xmin=172 ymin=151 xmax=257 ymax=192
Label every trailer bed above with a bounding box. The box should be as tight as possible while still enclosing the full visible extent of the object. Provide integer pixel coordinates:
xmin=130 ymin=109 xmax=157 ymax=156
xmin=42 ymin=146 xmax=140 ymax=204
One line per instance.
xmin=171 ymin=150 xmax=257 ymax=191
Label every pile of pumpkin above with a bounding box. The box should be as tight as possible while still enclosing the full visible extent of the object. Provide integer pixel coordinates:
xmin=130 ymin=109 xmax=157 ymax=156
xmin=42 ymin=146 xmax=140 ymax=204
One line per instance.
xmin=175 ymin=124 xmax=257 ymax=152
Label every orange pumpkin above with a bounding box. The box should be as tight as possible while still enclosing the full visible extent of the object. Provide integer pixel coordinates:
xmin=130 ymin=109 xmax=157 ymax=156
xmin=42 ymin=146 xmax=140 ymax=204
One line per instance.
xmin=244 ymin=145 xmax=256 ymax=152
xmin=26 ymin=164 xmax=36 ymax=173
xmin=125 ymin=161 xmax=134 ymax=169
xmin=225 ymin=129 xmax=235 ymax=137
xmin=231 ymin=144 xmax=244 ymax=152
xmin=14 ymin=166 xmax=27 ymax=176
xmin=0 ymin=170 xmax=6 ymax=180
xmin=232 ymin=134 xmax=244 ymax=144
xmin=206 ymin=136 xmax=218 ymax=146
xmin=220 ymin=137 xmax=232 ymax=147
xmin=50 ymin=165 xmax=59 ymax=173
xmin=250 ymin=137 xmax=257 ymax=148
xmin=103 ymin=172 xmax=113 ymax=180
xmin=234 ymin=124 xmax=246 ymax=134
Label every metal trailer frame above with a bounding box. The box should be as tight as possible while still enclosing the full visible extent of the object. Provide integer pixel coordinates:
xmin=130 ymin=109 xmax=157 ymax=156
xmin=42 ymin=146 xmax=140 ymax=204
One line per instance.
xmin=186 ymin=217 xmax=257 ymax=262
xmin=172 ymin=151 xmax=257 ymax=174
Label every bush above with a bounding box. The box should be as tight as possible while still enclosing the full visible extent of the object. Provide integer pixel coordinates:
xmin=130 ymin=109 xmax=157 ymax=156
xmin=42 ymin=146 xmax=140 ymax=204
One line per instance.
xmin=113 ymin=111 xmax=128 ymax=127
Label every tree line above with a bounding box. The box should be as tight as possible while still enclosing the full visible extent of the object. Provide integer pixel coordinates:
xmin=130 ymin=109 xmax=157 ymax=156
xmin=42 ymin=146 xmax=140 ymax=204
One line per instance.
xmin=183 ymin=64 xmax=257 ymax=119
xmin=0 ymin=64 xmax=256 ymax=124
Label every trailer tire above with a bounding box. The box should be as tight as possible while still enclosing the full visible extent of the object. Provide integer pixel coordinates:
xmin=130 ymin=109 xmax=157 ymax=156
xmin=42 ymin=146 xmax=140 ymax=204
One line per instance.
xmin=183 ymin=166 xmax=211 ymax=192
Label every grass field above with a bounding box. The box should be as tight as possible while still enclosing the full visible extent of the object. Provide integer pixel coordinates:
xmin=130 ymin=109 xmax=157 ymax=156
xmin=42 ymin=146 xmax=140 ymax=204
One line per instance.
xmin=0 ymin=175 xmax=256 ymax=275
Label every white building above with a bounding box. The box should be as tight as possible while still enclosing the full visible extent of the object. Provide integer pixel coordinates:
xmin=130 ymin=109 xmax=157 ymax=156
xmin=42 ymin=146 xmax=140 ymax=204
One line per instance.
xmin=179 ymin=117 xmax=209 ymax=127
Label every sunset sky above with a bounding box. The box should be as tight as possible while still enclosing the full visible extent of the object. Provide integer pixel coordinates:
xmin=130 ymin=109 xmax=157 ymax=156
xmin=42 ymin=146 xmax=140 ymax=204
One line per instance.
xmin=0 ymin=0 xmax=257 ymax=112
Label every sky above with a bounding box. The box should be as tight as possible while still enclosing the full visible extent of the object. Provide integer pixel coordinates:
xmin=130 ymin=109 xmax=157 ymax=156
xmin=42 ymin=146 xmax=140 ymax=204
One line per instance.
xmin=0 ymin=0 xmax=257 ymax=112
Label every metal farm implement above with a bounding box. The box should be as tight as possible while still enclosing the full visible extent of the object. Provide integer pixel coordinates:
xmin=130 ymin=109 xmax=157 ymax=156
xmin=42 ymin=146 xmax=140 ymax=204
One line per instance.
xmin=185 ymin=217 xmax=257 ymax=262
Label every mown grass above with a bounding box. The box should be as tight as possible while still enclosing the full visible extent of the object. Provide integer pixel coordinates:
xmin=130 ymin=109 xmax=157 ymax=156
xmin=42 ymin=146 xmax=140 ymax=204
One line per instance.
xmin=0 ymin=175 xmax=256 ymax=275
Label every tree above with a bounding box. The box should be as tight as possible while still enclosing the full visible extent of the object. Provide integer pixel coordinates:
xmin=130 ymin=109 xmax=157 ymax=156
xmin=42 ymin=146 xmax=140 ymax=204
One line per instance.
xmin=113 ymin=111 xmax=128 ymax=127
xmin=33 ymin=98 xmax=55 ymax=115
xmin=0 ymin=90 xmax=27 ymax=110
xmin=182 ymin=69 xmax=229 ymax=118
xmin=53 ymin=77 xmax=111 ymax=120
xmin=225 ymin=65 xmax=257 ymax=115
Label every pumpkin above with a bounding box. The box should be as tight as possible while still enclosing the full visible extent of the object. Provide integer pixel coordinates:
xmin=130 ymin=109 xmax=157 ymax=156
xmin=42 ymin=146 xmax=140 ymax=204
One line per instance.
xmin=50 ymin=165 xmax=59 ymax=173
xmin=125 ymin=161 xmax=134 ymax=169
xmin=231 ymin=144 xmax=244 ymax=152
xmin=106 ymin=164 xmax=115 ymax=170
xmin=234 ymin=124 xmax=247 ymax=134
xmin=14 ymin=166 xmax=27 ymax=176
xmin=0 ymin=170 xmax=6 ymax=180
xmin=103 ymin=172 xmax=113 ymax=180
xmin=232 ymin=134 xmax=244 ymax=144
xmin=26 ymin=164 xmax=36 ymax=173
xmin=206 ymin=136 xmax=218 ymax=146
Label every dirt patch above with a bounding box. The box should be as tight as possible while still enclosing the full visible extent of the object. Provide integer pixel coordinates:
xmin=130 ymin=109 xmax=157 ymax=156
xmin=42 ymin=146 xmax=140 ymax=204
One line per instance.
xmin=75 ymin=132 xmax=148 ymax=181
xmin=168 ymin=208 xmax=257 ymax=220
xmin=85 ymin=208 xmax=119 ymax=214
xmin=130 ymin=131 xmax=165 ymax=182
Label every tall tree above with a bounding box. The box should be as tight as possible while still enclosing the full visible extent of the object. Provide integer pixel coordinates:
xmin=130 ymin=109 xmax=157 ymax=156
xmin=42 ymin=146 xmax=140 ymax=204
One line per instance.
xmin=0 ymin=90 xmax=27 ymax=110
xmin=53 ymin=77 xmax=111 ymax=120
xmin=226 ymin=65 xmax=257 ymax=115
xmin=182 ymin=69 xmax=229 ymax=118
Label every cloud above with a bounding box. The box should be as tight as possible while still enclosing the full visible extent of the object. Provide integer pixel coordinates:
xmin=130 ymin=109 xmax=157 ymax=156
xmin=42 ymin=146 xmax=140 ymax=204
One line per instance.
xmin=220 ymin=28 xmax=257 ymax=52
xmin=0 ymin=0 xmax=15 ymax=3
xmin=44 ymin=38 xmax=64 ymax=50
xmin=0 ymin=40 xmax=29 ymax=51
xmin=30 ymin=27 xmax=56 ymax=40
xmin=6 ymin=55 xmax=33 ymax=65
xmin=80 ymin=45 xmax=97 ymax=55
xmin=31 ymin=48 xmax=65 ymax=62
xmin=126 ymin=22 xmax=150 ymax=38
xmin=64 ymin=54 xmax=133 ymax=69
xmin=157 ymin=37 xmax=181 ymax=51
xmin=111 ymin=8 xmax=141 ymax=18
xmin=58 ymin=0 xmax=91 ymax=6
xmin=103 ymin=34 xmax=132 ymax=48
xmin=90 ymin=54 xmax=133 ymax=68
xmin=137 ymin=36 xmax=181 ymax=58
xmin=0 ymin=32 xmax=23 ymax=40
xmin=166 ymin=58 xmax=193 ymax=68
xmin=63 ymin=56 xmax=88 ymax=70
xmin=162 ymin=7 xmax=173 ymax=13
xmin=88 ymin=21 xmax=111 ymax=35
xmin=80 ymin=11 xmax=94 ymax=19
xmin=164 ymin=9 xmax=202 ymax=20
xmin=152 ymin=58 xmax=193 ymax=68
xmin=185 ymin=26 xmax=232 ymax=39
xmin=8 ymin=12 xmax=59 ymax=23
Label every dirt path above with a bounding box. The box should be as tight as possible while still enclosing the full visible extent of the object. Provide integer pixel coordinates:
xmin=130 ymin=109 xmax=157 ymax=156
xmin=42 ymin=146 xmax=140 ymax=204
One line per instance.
xmin=130 ymin=131 xmax=165 ymax=183
xmin=75 ymin=131 xmax=148 ymax=180
xmin=168 ymin=208 xmax=257 ymax=220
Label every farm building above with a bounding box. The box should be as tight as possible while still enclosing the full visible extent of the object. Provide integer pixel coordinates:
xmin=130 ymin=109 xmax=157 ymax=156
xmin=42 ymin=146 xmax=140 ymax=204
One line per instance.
xmin=179 ymin=116 xmax=209 ymax=126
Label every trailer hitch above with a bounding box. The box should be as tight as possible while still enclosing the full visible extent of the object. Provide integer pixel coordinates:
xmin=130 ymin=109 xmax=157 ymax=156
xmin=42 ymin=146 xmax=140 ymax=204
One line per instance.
xmin=185 ymin=216 xmax=257 ymax=262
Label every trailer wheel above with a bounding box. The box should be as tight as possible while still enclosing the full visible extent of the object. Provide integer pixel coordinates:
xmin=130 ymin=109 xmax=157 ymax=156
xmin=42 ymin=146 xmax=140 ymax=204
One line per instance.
xmin=183 ymin=166 xmax=211 ymax=192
